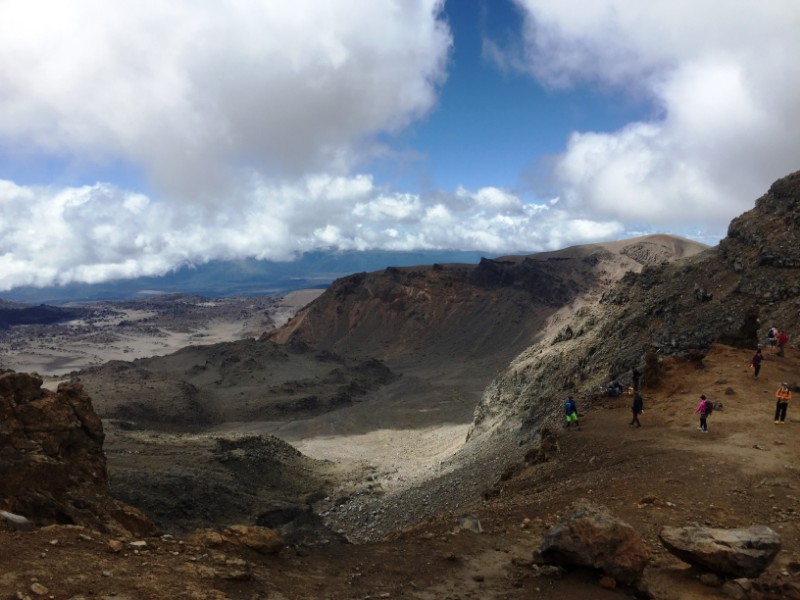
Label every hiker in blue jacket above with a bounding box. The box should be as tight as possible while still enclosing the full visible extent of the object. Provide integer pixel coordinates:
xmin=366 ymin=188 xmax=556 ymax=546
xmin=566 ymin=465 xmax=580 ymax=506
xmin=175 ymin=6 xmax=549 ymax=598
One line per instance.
xmin=564 ymin=397 xmax=580 ymax=430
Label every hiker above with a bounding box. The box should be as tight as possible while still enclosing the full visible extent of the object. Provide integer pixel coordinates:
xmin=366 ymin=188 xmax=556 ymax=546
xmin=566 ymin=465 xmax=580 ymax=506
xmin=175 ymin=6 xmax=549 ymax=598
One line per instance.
xmin=631 ymin=368 xmax=642 ymax=392
xmin=775 ymin=382 xmax=791 ymax=424
xmin=630 ymin=392 xmax=644 ymax=427
xmin=777 ymin=331 xmax=789 ymax=357
xmin=750 ymin=347 xmax=764 ymax=379
xmin=694 ymin=394 xmax=713 ymax=433
xmin=605 ymin=378 xmax=624 ymax=397
xmin=767 ymin=325 xmax=778 ymax=348
xmin=564 ymin=396 xmax=580 ymax=430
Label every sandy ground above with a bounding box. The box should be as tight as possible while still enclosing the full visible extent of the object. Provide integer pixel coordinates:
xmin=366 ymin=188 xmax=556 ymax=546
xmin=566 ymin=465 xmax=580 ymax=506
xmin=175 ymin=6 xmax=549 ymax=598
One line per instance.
xmin=0 ymin=290 xmax=323 ymax=383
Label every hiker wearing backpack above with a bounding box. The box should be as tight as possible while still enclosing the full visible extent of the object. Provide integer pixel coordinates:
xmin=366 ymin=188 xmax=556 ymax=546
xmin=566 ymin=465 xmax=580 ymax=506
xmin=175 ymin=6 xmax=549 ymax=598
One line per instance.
xmin=777 ymin=331 xmax=789 ymax=357
xmin=564 ymin=397 xmax=580 ymax=430
xmin=694 ymin=394 xmax=713 ymax=433
xmin=767 ymin=325 xmax=778 ymax=348
xmin=774 ymin=383 xmax=791 ymax=424
xmin=604 ymin=378 xmax=624 ymax=397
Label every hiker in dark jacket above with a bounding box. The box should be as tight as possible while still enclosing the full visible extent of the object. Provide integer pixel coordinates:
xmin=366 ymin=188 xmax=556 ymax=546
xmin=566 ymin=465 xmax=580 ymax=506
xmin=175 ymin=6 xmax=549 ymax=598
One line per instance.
xmin=630 ymin=392 xmax=644 ymax=427
xmin=750 ymin=347 xmax=764 ymax=379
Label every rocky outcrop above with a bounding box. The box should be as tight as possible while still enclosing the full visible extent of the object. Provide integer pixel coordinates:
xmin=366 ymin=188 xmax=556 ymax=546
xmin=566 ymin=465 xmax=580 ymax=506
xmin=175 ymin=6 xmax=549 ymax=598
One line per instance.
xmin=0 ymin=371 xmax=156 ymax=536
xmin=470 ymin=169 xmax=800 ymax=440
xmin=271 ymin=235 xmax=704 ymax=367
xmin=539 ymin=502 xmax=650 ymax=585
xmin=659 ymin=525 xmax=781 ymax=578
xmin=722 ymin=170 xmax=800 ymax=271
xmin=185 ymin=525 xmax=283 ymax=555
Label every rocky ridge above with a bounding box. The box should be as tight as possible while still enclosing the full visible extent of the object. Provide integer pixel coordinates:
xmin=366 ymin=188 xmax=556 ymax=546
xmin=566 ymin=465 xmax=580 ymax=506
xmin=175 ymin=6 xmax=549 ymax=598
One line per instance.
xmin=273 ymin=235 xmax=706 ymax=372
xmin=470 ymin=170 xmax=800 ymax=441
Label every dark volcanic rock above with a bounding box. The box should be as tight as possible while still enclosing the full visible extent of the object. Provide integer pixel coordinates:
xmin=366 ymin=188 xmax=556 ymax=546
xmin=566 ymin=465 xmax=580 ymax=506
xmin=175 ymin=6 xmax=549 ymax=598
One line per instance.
xmin=659 ymin=525 xmax=781 ymax=578
xmin=540 ymin=502 xmax=650 ymax=585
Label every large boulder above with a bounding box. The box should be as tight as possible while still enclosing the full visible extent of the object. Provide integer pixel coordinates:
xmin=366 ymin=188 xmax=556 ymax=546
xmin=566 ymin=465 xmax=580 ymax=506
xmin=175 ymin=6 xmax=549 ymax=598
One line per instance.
xmin=659 ymin=525 xmax=781 ymax=578
xmin=0 ymin=371 xmax=156 ymax=536
xmin=539 ymin=502 xmax=650 ymax=585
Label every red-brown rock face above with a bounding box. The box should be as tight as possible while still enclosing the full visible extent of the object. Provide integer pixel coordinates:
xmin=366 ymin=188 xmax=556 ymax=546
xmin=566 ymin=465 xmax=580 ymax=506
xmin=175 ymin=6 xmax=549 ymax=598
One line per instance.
xmin=0 ymin=371 xmax=155 ymax=535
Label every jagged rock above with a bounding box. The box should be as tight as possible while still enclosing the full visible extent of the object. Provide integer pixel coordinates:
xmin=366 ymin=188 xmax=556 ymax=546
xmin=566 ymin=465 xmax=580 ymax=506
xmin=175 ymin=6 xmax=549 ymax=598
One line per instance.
xmin=0 ymin=372 xmax=157 ymax=535
xmin=186 ymin=525 xmax=283 ymax=555
xmin=224 ymin=525 xmax=283 ymax=555
xmin=457 ymin=514 xmax=483 ymax=534
xmin=659 ymin=525 xmax=780 ymax=578
xmin=722 ymin=578 xmax=753 ymax=600
xmin=0 ymin=370 xmax=45 ymax=403
xmin=539 ymin=502 xmax=650 ymax=585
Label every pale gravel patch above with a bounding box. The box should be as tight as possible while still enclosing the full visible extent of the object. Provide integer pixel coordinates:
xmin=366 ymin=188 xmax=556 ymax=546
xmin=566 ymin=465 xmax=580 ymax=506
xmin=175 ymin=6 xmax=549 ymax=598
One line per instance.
xmin=292 ymin=424 xmax=471 ymax=494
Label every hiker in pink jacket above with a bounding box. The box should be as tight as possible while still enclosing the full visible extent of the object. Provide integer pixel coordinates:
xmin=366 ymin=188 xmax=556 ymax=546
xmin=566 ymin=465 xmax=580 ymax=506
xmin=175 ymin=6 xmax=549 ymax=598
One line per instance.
xmin=694 ymin=394 xmax=713 ymax=433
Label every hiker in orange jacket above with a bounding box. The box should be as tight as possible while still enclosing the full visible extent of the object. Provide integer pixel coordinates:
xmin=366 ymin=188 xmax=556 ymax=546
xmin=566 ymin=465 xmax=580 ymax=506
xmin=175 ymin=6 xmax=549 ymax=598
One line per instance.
xmin=775 ymin=383 xmax=791 ymax=424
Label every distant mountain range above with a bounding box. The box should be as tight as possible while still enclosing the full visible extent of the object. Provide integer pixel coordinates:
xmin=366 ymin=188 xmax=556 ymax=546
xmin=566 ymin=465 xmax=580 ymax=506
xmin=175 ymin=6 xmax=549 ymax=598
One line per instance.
xmin=0 ymin=250 xmax=489 ymax=304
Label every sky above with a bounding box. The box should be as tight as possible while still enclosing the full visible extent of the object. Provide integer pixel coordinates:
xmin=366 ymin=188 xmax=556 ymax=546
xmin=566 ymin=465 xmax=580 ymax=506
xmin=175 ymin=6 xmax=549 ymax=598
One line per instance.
xmin=1 ymin=0 xmax=799 ymax=292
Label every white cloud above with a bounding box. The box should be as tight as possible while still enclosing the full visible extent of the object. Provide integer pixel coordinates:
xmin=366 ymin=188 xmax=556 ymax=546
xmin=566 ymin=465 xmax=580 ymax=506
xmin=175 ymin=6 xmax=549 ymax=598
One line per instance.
xmin=0 ymin=176 xmax=623 ymax=291
xmin=0 ymin=0 xmax=451 ymax=200
xmin=513 ymin=0 xmax=800 ymax=232
xmin=7 ymin=1 xmax=795 ymax=292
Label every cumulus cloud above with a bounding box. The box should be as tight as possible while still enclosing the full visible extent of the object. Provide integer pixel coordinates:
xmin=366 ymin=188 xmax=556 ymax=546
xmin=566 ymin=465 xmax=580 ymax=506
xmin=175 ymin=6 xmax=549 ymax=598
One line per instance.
xmin=7 ymin=1 xmax=793 ymax=292
xmin=0 ymin=0 xmax=634 ymax=291
xmin=0 ymin=0 xmax=451 ymax=199
xmin=513 ymin=0 xmax=800 ymax=232
xmin=0 ymin=176 xmax=622 ymax=291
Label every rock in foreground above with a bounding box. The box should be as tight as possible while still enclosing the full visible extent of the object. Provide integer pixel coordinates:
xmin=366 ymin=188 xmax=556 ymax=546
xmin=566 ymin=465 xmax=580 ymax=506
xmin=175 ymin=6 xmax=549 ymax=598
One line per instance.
xmin=0 ymin=371 xmax=155 ymax=536
xmin=659 ymin=524 xmax=781 ymax=578
xmin=539 ymin=501 xmax=650 ymax=585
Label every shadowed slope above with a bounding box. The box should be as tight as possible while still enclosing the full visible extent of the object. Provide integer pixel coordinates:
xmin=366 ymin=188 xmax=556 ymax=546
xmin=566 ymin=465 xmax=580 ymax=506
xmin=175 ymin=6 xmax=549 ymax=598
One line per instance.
xmin=272 ymin=235 xmax=706 ymax=376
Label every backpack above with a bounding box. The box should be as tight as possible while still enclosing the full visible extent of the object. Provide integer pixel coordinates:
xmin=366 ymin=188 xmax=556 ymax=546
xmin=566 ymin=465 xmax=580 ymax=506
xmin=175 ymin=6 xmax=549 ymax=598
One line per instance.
xmin=704 ymin=400 xmax=713 ymax=415
xmin=565 ymin=400 xmax=576 ymax=415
